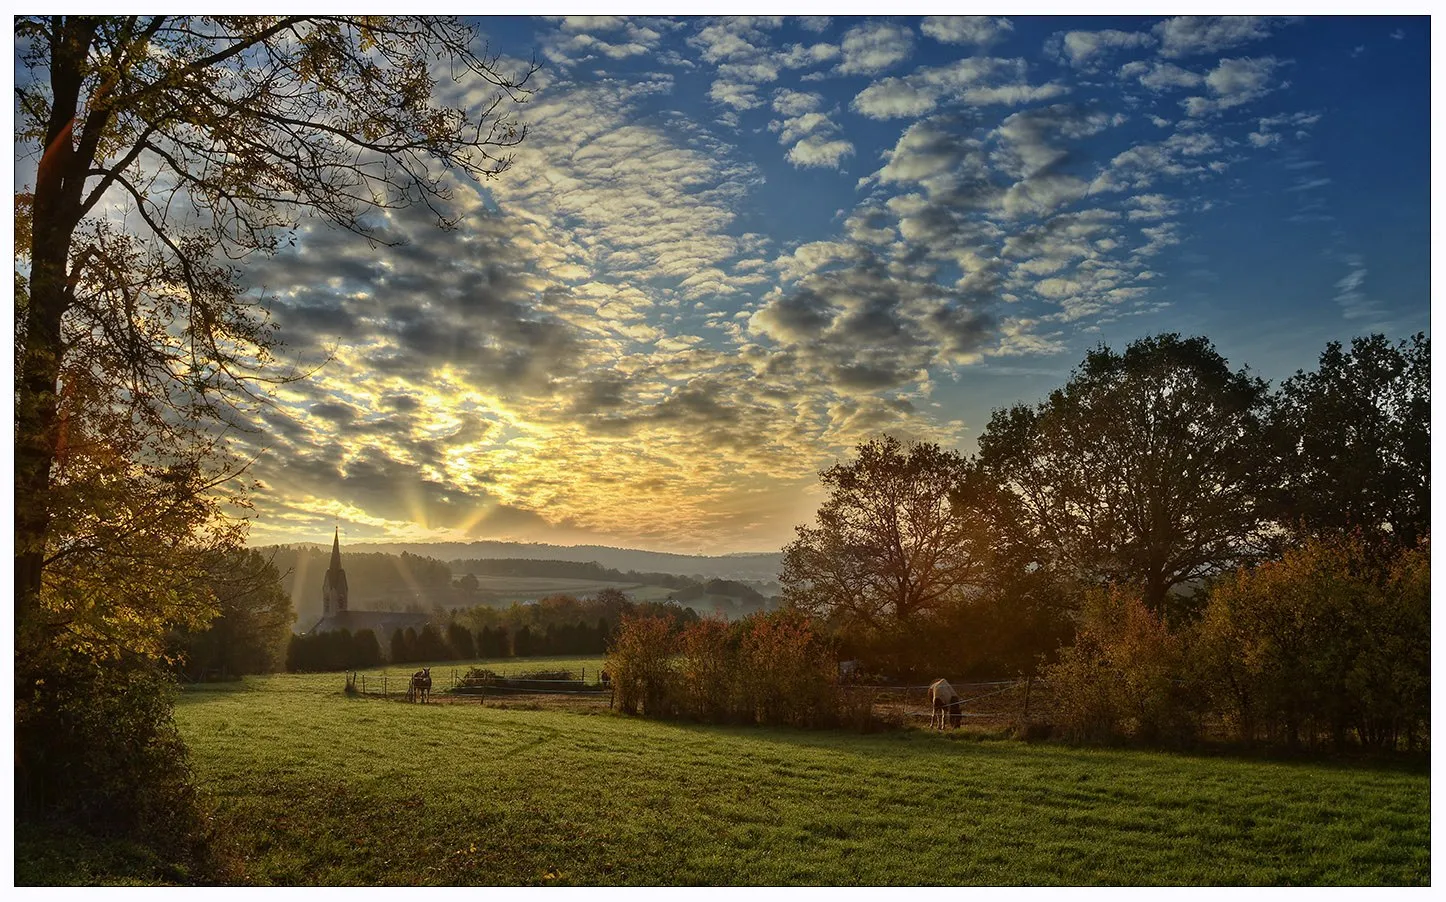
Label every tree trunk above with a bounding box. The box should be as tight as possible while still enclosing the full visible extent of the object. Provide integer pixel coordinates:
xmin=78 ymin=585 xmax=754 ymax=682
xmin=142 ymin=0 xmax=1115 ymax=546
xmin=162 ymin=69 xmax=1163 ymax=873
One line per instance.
xmin=16 ymin=18 xmax=94 ymax=687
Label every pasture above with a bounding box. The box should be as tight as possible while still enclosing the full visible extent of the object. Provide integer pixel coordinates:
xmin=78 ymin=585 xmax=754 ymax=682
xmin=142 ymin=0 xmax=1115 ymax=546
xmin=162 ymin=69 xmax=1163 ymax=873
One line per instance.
xmin=152 ymin=667 xmax=1430 ymax=886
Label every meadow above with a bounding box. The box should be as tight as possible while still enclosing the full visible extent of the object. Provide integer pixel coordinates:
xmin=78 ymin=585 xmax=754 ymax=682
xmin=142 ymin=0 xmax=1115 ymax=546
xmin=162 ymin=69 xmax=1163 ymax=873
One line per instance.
xmin=129 ymin=660 xmax=1430 ymax=886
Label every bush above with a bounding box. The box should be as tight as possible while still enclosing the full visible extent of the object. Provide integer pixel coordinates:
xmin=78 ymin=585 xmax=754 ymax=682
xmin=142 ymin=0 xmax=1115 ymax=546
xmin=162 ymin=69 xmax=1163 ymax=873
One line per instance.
xmin=1044 ymin=588 xmax=1194 ymax=745
xmin=677 ymin=617 xmax=736 ymax=721
xmin=15 ymin=655 xmax=211 ymax=876
xmin=605 ymin=614 xmax=678 ymax=716
xmin=607 ymin=608 xmax=869 ymax=730
xmin=1192 ymin=536 xmax=1429 ymax=750
xmin=737 ymin=608 xmax=839 ymax=728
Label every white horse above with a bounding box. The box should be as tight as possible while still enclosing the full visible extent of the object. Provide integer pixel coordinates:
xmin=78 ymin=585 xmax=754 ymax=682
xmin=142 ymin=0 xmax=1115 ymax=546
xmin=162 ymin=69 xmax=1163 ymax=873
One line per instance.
xmin=930 ymin=678 xmax=961 ymax=730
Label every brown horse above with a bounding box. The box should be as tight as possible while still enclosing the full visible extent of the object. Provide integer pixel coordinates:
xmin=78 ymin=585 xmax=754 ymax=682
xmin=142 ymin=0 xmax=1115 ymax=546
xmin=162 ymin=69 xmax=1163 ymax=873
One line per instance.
xmin=409 ymin=667 xmax=432 ymax=703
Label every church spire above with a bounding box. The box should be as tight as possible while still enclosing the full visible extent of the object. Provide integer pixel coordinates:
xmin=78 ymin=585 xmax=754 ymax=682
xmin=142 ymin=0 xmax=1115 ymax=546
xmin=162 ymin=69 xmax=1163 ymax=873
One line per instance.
xmin=322 ymin=527 xmax=349 ymax=617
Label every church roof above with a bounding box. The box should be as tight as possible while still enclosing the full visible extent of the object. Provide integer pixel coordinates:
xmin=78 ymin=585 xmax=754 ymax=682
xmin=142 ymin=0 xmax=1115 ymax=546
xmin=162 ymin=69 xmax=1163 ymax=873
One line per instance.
xmin=307 ymin=609 xmax=430 ymax=637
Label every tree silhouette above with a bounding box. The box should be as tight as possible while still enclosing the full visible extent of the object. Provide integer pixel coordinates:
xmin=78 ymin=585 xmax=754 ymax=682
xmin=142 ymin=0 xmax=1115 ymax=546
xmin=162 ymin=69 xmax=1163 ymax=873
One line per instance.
xmin=781 ymin=437 xmax=987 ymax=630
xmin=978 ymin=334 xmax=1271 ymax=616
xmin=1266 ymin=332 xmax=1429 ymax=550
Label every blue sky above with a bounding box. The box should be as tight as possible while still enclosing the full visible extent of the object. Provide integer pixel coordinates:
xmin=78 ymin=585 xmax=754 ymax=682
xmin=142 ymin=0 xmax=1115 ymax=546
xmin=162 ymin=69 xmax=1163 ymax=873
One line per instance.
xmin=226 ymin=14 xmax=1431 ymax=552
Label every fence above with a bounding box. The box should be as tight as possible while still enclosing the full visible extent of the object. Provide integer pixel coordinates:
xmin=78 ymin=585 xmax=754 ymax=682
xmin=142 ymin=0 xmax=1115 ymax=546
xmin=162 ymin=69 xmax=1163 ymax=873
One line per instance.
xmin=841 ymin=679 xmax=1035 ymax=724
xmin=343 ymin=669 xmax=1036 ymax=723
xmin=347 ymin=667 xmax=613 ymax=701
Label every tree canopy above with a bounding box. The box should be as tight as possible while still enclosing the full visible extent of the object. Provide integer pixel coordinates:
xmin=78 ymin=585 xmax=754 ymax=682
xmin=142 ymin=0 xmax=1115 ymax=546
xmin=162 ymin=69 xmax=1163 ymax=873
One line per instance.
xmin=781 ymin=436 xmax=986 ymax=630
xmin=1266 ymin=332 xmax=1429 ymax=550
xmin=13 ymin=14 xmax=534 ymax=837
xmin=16 ymin=15 xmax=535 ymax=649
xmin=976 ymin=334 xmax=1272 ymax=616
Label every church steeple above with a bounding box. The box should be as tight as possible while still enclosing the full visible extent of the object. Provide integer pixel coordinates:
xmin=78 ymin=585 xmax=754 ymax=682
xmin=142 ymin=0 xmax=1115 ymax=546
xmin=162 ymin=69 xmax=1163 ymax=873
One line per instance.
xmin=322 ymin=528 xmax=349 ymax=617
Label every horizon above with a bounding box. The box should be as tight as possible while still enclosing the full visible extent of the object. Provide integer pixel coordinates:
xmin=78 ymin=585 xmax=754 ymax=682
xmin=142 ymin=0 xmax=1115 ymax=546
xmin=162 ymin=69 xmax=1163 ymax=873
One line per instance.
xmin=252 ymin=535 xmax=787 ymax=558
xmin=93 ymin=14 xmax=1426 ymax=554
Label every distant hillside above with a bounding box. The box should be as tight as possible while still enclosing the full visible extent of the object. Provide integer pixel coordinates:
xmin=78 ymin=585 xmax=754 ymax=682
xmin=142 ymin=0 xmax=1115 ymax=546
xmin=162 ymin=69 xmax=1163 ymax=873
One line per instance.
xmin=342 ymin=540 xmax=783 ymax=581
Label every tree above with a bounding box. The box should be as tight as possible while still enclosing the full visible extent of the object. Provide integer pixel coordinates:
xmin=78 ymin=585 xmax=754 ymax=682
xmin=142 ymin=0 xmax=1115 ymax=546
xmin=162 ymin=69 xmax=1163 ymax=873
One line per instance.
xmin=977 ymin=334 xmax=1271 ymax=618
xmin=15 ymin=14 xmax=534 ymax=681
xmin=172 ymin=549 xmax=295 ymax=680
xmin=447 ymin=621 xmax=476 ymax=660
xmin=1266 ymin=333 xmax=1429 ymax=550
xmin=14 ymin=16 xmax=532 ymax=836
xmin=351 ymin=629 xmax=383 ymax=668
xmin=781 ymin=437 xmax=987 ymax=631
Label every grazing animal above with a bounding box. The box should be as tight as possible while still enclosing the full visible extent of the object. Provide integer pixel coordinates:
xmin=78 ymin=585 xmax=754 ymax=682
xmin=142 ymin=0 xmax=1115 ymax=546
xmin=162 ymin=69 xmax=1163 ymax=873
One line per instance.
xmin=930 ymin=678 xmax=961 ymax=730
xmin=410 ymin=667 xmax=432 ymax=704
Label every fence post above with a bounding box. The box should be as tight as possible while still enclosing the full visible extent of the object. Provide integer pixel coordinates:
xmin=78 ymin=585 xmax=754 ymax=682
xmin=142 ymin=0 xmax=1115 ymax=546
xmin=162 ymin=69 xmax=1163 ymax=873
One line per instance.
xmin=1022 ymin=676 xmax=1032 ymax=720
xmin=384 ymin=675 xmax=388 ymax=698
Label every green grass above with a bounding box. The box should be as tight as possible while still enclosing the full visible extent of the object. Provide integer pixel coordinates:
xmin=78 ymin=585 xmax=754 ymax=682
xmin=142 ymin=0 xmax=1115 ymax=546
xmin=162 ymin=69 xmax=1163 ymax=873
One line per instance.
xmin=161 ymin=671 xmax=1430 ymax=886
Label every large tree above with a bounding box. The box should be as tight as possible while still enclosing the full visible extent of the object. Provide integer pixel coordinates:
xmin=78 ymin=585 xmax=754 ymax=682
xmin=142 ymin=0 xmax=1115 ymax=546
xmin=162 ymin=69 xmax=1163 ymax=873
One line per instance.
xmin=16 ymin=15 xmax=533 ymax=656
xmin=14 ymin=15 xmax=533 ymax=832
xmin=781 ymin=436 xmax=988 ymax=631
xmin=977 ymin=334 xmax=1272 ymax=617
xmin=1266 ymin=332 xmax=1429 ymax=550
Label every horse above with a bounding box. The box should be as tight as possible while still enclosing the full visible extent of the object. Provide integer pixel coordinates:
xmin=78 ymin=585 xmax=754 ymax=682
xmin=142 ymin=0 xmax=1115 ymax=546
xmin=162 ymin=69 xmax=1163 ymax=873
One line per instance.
xmin=930 ymin=678 xmax=961 ymax=730
xmin=410 ymin=667 xmax=432 ymax=703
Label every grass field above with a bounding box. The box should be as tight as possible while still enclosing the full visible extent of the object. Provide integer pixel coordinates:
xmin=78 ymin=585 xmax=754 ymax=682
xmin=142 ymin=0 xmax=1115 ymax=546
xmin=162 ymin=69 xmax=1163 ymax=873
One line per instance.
xmin=127 ymin=663 xmax=1432 ymax=886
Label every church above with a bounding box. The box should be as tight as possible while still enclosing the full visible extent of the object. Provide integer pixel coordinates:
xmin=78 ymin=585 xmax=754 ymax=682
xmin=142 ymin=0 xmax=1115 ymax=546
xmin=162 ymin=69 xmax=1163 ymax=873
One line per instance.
xmin=306 ymin=529 xmax=430 ymax=639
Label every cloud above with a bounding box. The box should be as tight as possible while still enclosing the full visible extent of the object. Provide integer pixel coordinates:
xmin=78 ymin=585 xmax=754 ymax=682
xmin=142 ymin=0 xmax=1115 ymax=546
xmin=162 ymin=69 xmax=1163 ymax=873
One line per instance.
xmin=1054 ymin=29 xmax=1154 ymax=69
xmin=772 ymin=88 xmax=822 ymax=117
xmin=708 ymin=78 xmax=763 ymax=110
xmin=1152 ymin=15 xmax=1297 ymax=58
xmin=1182 ymin=57 xmax=1282 ymax=116
xmin=1118 ymin=60 xmax=1204 ymax=92
xmin=541 ymin=18 xmax=665 ymax=66
xmin=837 ymin=21 xmax=915 ymax=75
xmin=1333 ymin=255 xmax=1389 ymax=325
xmin=852 ymin=57 xmax=1066 ymax=120
xmin=787 ymin=135 xmax=855 ymax=169
xmin=921 ymin=16 xmax=1014 ymax=46
xmin=1248 ymin=111 xmax=1321 ymax=146
xmin=769 ymin=90 xmax=854 ymax=169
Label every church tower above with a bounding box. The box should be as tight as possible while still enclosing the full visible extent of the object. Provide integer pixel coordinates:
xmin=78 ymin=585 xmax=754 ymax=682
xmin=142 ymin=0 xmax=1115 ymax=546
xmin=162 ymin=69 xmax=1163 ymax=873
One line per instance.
xmin=322 ymin=528 xmax=349 ymax=616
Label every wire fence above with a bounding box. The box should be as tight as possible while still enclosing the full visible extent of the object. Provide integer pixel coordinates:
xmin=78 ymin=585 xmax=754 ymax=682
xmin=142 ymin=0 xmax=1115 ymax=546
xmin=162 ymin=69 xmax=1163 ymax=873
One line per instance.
xmin=349 ymin=667 xmax=614 ymax=701
xmin=343 ymin=666 xmax=1044 ymax=727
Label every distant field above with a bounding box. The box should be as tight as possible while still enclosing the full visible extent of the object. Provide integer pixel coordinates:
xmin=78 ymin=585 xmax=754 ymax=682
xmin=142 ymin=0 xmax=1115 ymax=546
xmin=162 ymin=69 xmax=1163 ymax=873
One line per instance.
xmin=150 ymin=671 xmax=1432 ymax=886
xmin=464 ymin=575 xmax=659 ymax=600
xmin=218 ymin=655 xmax=609 ymax=697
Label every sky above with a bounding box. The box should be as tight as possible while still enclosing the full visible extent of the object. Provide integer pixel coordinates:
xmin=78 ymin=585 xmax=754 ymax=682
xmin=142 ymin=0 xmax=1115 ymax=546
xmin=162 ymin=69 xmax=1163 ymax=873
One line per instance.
xmin=207 ymin=14 xmax=1431 ymax=553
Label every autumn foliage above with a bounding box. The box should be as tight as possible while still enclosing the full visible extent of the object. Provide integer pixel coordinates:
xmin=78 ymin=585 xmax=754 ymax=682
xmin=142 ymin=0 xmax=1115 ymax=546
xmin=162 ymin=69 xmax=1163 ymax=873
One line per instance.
xmin=607 ymin=608 xmax=864 ymax=729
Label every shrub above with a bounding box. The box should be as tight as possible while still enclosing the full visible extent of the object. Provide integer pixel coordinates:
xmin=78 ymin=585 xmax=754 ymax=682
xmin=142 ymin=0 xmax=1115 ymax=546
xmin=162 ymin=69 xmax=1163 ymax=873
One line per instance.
xmin=1193 ymin=536 xmax=1429 ymax=750
xmin=605 ymin=614 xmax=678 ymax=716
xmin=1044 ymin=588 xmax=1193 ymax=744
xmin=737 ymin=608 xmax=839 ymax=728
xmin=15 ymin=654 xmax=211 ymax=876
xmin=677 ymin=617 xmax=737 ymax=721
